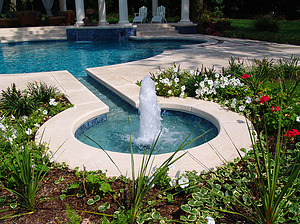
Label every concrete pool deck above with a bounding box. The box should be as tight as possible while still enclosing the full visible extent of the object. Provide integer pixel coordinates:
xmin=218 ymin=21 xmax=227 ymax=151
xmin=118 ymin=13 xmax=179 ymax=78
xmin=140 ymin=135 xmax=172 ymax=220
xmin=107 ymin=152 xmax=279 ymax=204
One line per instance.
xmin=1 ymin=34 xmax=300 ymax=177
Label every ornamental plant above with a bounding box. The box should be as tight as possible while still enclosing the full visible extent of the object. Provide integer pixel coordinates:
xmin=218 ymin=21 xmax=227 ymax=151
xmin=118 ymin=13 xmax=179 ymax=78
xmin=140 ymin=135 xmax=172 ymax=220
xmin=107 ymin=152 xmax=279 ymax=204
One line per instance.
xmin=143 ymin=57 xmax=299 ymax=134
xmin=0 ymin=82 xmax=72 ymax=216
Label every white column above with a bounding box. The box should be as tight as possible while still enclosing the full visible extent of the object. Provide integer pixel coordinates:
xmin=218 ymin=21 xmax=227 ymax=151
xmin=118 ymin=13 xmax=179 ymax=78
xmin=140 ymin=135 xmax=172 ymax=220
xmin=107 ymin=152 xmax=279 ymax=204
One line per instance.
xmin=59 ymin=0 xmax=67 ymax=11
xmin=152 ymin=0 xmax=158 ymax=16
xmin=179 ymin=0 xmax=192 ymax=24
xmin=118 ymin=0 xmax=130 ymax=25
xmin=98 ymin=0 xmax=108 ymax=25
xmin=10 ymin=0 xmax=17 ymax=11
xmin=75 ymin=0 xmax=85 ymax=26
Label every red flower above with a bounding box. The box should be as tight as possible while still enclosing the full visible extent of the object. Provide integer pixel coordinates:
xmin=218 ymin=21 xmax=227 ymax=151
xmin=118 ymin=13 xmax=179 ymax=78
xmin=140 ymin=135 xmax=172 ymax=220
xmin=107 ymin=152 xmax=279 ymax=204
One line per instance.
xmin=271 ymin=106 xmax=280 ymax=112
xmin=259 ymin=95 xmax=270 ymax=104
xmin=284 ymin=129 xmax=300 ymax=138
xmin=241 ymin=74 xmax=250 ymax=79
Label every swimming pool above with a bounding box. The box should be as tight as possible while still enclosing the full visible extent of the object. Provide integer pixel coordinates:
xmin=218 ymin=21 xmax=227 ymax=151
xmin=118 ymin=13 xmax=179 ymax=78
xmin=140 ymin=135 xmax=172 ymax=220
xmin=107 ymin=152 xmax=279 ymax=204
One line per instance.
xmin=0 ymin=40 xmax=203 ymax=76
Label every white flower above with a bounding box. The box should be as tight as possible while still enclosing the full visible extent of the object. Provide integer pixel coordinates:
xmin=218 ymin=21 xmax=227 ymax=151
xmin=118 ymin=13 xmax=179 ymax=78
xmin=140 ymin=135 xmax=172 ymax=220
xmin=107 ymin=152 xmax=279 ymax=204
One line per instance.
xmin=181 ymin=85 xmax=186 ymax=91
xmin=21 ymin=115 xmax=28 ymax=122
xmin=11 ymin=115 xmax=15 ymax=120
xmin=34 ymin=123 xmax=40 ymax=128
xmin=0 ymin=123 xmax=7 ymax=132
xmin=175 ymin=170 xmax=181 ymax=179
xmin=296 ymin=116 xmax=300 ymax=122
xmin=231 ymin=101 xmax=236 ymax=108
xmin=168 ymin=90 xmax=172 ymax=94
xmin=200 ymin=81 xmax=205 ymax=87
xmin=49 ymin=98 xmax=56 ymax=105
xmin=215 ymin=73 xmax=220 ymax=78
xmin=11 ymin=133 xmax=17 ymax=139
xmin=43 ymin=110 xmax=48 ymax=115
xmin=173 ymin=67 xmax=178 ymax=72
xmin=25 ymin=128 xmax=32 ymax=135
xmin=180 ymin=92 xmax=185 ymax=98
xmin=207 ymin=80 xmax=213 ymax=86
xmin=239 ymin=105 xmax=246 ymax=111
xmin=194 ymin=83 xmax=198 ymax=87
xmin=174 ymin=77 xmax=179 ymax=83
xmin=167 ymin=81 xmax=172 ymax=87
xmin=169 ymin=179 xmax=176 ymax=187
xmin=195 ymin=89 xmax=201 ymax=95
xmin=178 ymin=176 xmax=189 ymax=188
xmin=205 ymin=216 xmax=215 ymax=224
xmin=8 ymin=137 xmax=13 ymax=145
xmin=245 ymin=96 xmax=252 ymax=104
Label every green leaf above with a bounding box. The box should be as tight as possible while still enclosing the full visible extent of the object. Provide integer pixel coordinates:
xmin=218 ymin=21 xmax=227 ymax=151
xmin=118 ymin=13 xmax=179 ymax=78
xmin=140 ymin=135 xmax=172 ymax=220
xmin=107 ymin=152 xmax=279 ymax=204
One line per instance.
xmin=54 ymin=176 xmax=64 ymax=184
xmin=188 ymin=214 xmax=197 ymax=222
xmin=190 ymin=208 xmax=200 ymax=216
xmin=98 ymin=202 xmax=110 ymax=212
xmin=151 ymin=211 xmax=161 ymax=220
xmin=87 ymin=198 xmax=95 ymax=205
xmin=59 ymin=194 xmax=66 ymax=200
xmin=192 ymin=192 xmax=201 ymax=201
xmin=181 ymin=204 xmax=191 ymax=213
xmin=240 ymin=148 xmax=247 ymax=153
xmin=167 ymin=194 xmax=174 ymax=202
xmin=100 ymin=182 xmax=112 ymax=193
xmin=68 ymin=181 xmax=80 ymax=189
xmin=180 ymin=215 xmax=187 ymax=221
xmin=94 ymin=195 xmax=101 ymax=201
xmin=10 ymin=202 xmax=18 ymax=209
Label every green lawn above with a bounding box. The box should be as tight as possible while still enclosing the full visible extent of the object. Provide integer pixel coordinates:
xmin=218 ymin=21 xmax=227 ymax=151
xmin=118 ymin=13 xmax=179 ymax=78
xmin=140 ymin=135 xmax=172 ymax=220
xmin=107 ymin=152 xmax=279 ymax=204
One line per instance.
xmin=224 ymin=19 xmax=300 ymax=45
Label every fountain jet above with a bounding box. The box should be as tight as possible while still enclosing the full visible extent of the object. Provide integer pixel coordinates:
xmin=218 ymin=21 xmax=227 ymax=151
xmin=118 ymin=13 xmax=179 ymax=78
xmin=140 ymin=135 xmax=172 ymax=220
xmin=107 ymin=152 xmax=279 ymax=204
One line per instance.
xmin=137 ymin=75 xmax=162 ymax=144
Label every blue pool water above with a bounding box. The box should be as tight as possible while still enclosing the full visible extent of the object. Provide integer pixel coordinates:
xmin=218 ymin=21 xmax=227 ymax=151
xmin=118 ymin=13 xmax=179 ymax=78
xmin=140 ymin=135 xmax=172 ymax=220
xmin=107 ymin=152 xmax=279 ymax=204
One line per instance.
xmin=76 ymin=77 xmax=218 ymax=154
xmin=0 ymin=39 xmax=218 ymax=154
xmin=0 ymin=40 xmax=203 ymax=76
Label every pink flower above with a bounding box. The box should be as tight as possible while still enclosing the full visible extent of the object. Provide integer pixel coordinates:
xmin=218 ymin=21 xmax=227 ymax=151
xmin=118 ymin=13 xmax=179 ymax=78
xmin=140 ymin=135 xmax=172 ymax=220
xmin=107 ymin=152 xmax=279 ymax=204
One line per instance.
xmin=259 ymin=95 xmax=270 ymax=104
xmin=271 ymin=106 xmax=280 ymax=112
xmin=241 ymin=74 xmax=250 ymax=79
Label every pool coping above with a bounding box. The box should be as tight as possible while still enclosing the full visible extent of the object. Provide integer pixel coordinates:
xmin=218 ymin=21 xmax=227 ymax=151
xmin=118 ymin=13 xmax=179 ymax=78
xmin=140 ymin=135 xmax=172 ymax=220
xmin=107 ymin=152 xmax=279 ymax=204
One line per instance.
xmin=1 ymin=34 xmax=299 ymax=177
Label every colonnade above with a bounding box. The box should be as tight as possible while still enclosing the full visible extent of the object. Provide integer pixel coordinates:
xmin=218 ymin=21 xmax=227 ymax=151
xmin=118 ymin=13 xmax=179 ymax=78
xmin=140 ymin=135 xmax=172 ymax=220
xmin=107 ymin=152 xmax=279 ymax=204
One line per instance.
xmin=73 ymin=0 xmax=192 ymax=26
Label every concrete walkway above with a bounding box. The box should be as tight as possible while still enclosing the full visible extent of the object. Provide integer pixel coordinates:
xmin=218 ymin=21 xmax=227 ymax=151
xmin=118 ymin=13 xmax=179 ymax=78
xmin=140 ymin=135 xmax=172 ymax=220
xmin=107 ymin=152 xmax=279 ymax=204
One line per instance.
xmin=1 ymin=33 xmax=299 ymax=177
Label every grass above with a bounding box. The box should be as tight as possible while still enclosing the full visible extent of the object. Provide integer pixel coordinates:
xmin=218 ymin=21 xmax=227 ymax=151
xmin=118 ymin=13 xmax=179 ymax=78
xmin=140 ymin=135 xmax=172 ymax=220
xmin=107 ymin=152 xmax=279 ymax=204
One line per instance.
xmin=224 ymin=19 xmax=300 ymax=45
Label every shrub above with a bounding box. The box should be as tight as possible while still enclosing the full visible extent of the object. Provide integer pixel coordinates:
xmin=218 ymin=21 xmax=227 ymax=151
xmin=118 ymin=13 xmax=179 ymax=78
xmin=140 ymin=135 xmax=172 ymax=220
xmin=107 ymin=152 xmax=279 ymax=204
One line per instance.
xmin=254 ymin=15 xmax=280 ymax=32
xmin=0 ymin=83 xmax=35 ymax=117
xmin=26 ymin=81 xmax=59 ymax=105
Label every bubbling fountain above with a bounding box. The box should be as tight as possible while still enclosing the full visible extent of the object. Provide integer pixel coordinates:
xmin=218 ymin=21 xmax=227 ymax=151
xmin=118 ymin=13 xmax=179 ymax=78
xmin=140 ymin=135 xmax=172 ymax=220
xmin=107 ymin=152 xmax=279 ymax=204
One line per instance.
xmin=136 ymin=75 xmax=162 ymax=145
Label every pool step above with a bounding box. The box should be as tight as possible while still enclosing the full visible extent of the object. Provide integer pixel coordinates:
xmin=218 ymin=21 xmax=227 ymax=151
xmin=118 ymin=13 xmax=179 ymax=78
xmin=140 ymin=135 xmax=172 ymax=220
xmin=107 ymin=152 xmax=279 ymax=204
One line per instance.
xmin=135 ymin=24 xmax=179 ymax=36
xmin=0 ymin=26 xmax=67 ymax=43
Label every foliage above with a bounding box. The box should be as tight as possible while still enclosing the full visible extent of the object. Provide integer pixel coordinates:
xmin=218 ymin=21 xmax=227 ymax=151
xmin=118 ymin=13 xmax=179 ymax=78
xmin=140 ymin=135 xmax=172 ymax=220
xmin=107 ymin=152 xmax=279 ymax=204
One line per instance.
xmin=0 ymin=142 xmax=49 ymax=211
xmin=0 ymin=83 xmax=35 ymax=117
xmin=254 ymin=14 xmax=280 ymax=32
xmin=0 ymin=82 xmax=69 ymax=118
xmin=65 ymin=203 xmax=83 ymax=224
xmin=26 ymin=81 xmax=59 ymax=106
xmin=141 ymin=57 xmax=300 ymax=135
xmin=224 ymin=19 xmax=300 ymax=45
xmin=0 ymin=82 xmax=72 ymax=216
